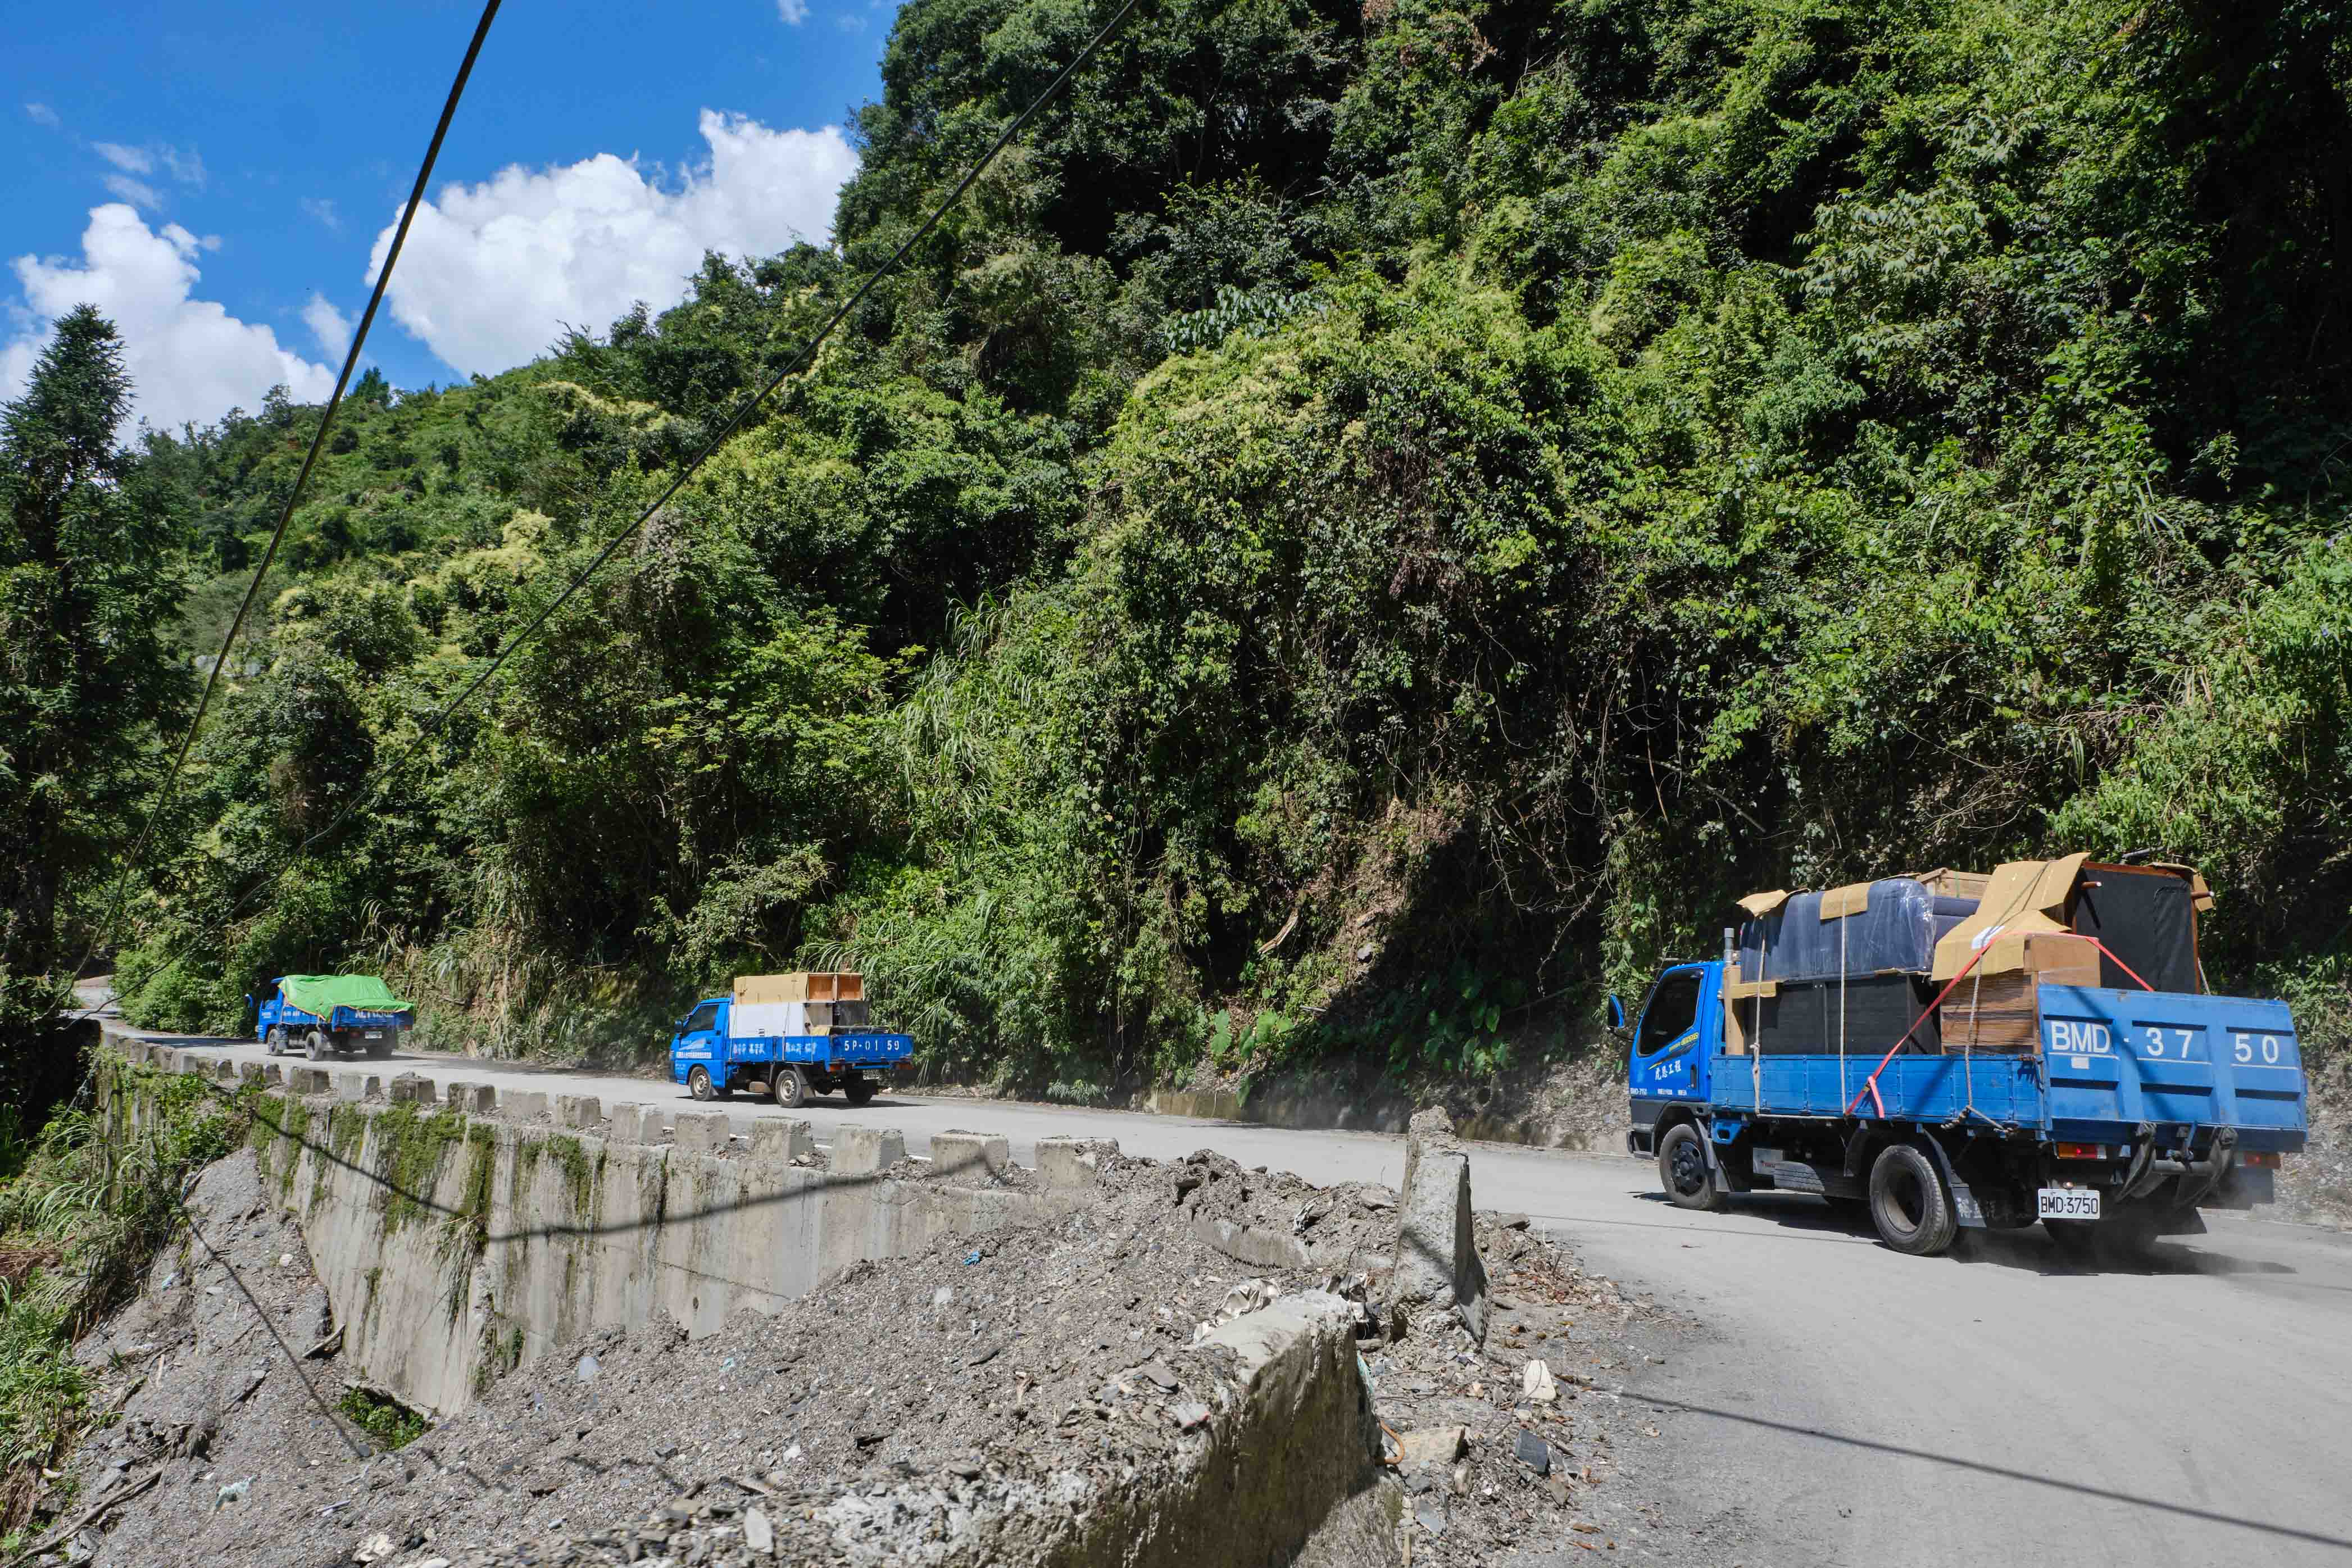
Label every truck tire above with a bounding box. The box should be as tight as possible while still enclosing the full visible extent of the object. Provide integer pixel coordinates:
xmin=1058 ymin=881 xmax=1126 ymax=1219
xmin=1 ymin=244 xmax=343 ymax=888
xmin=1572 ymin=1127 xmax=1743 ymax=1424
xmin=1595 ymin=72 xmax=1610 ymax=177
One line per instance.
xmin=688 ymin=1065 xmax=716 ymax=1101
xmin=265 ymin=1026 xmax=284 ymax=1056
xmin=1869 ymin=1143 xmax=1958 ymax=1256
xmin=1657 ymin=1124 xmax=1726 ymax=1212
xmin=775 ymin=1066 xmax=810 ymax=1110
xmin=306 ymin=1030 xmax=330 ymax=1061
xmin=842 ymin=1072 xmax=875 ymax=1107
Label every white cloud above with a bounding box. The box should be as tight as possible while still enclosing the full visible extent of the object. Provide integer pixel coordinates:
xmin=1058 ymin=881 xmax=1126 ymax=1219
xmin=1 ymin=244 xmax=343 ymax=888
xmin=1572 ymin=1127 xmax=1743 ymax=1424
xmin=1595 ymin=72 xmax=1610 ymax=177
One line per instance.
xmin=94 ymin=141 xmax=152 ymax=174
xmin=25 ymin=102 xmax=60 ymax=129
xmin=1 ymin=204 xmax=335 ymax=433
xmin=370 ymin=110 xmax=856 ymax=376
xmin=777 ymin=0 xmax=810 ymax=22
xmin=93 ymin=139 xmax=205 ymax=192
xmin=159 ymin=146 xmax=206 ymax=189
xmin=303 ymin=293 xmax=352 ymax=362
xmin=300 ymin=196 xmax=341 ymax=231
xmin=103 ymin=173 xmax=162 ymax=209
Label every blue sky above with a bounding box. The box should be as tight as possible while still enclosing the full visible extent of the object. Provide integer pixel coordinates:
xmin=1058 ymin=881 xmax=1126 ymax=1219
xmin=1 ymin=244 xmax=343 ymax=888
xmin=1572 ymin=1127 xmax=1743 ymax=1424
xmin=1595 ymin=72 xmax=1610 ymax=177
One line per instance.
xmin=1 ymin=0 xmax=886 ymax=431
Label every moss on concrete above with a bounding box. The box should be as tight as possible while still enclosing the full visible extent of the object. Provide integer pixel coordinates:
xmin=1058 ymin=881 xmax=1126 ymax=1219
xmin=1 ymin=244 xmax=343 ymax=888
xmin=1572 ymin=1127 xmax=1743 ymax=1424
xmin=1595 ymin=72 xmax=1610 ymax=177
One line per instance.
xmin=374 ymin=1102 xmax=470 ymax=1234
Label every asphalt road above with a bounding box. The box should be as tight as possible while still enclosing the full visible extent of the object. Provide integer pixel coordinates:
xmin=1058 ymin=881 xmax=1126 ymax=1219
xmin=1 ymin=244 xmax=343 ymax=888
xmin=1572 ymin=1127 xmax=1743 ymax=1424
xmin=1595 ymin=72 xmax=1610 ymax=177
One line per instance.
xmin=93 ymin=1003 xmax=2352 ymax=1567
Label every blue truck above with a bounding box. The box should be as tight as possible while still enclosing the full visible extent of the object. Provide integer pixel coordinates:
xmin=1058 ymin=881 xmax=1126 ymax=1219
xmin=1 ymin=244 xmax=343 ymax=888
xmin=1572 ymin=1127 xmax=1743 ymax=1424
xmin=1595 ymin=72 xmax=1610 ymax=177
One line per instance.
xmin=251 ymin=974 xmax=415 ymax=1061
xmin=1620 ymin=858 xmax=2306 ymax=1257
xmin=669 ymin=971 xmax=913 ymax=1108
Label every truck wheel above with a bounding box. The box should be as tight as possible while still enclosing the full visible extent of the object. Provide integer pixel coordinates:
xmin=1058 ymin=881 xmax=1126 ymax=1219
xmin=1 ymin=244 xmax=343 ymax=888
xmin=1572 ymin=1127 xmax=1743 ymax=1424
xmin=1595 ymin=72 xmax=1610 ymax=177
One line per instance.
xmin=688 ymin=1065 xmax=715 ymax=1101
xmin=842 ymin=1072 xmax=876 ymax=1107
xmin=306 ymin=1030 xmax=330 ymax=1061
xmin=1657 ymin=1124 xmax=1725 ymax=1212
xmin=1869 ymin=1143 xmax=1958 ymax=1256
xmin=265 ymin=1026 xmax=283 ymax=1057
xmin=775 ymin=1066 xmax=810 ymax=1110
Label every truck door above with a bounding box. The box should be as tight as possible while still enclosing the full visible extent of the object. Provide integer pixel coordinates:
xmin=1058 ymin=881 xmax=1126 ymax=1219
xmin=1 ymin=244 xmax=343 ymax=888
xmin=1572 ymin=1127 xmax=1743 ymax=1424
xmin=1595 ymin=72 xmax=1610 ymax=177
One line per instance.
xmin=1629 ymin=965 xmax=1711 ymax=1105
xmin=675 ymin=1001 xmax=723 ymax=1071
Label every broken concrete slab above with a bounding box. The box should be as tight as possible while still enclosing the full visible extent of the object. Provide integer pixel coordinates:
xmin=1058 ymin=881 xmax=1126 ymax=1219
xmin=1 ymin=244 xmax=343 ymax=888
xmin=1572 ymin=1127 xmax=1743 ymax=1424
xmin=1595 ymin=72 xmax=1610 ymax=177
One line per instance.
xmin=927 ymin=1130 xmax=1010 ymax=1181
xmin=672 ymin=1110 xmax=730 ymax=1155
xmin=1395 ymin=1424 xmax=1467 ymax=1468
xmin=1196 ymin=1213 xmax=1313 ymax=1271
xmin=831 ymin=1124 xmax=905 ymax=1177
xmin=1036 ymin=1136 xmax=1116 ymax=1188
xmin=750 ymin=1117 xmax=815 ymax=1162
xmin=1386 ymin=1119 xmax=1488 ymax=1343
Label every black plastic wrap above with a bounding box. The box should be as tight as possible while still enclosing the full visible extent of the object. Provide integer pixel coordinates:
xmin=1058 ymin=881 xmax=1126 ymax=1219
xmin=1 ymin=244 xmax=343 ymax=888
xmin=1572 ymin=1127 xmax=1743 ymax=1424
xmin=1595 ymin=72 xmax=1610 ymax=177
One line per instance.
xmin=1736 ymin=879 xmax=1979 ymax=984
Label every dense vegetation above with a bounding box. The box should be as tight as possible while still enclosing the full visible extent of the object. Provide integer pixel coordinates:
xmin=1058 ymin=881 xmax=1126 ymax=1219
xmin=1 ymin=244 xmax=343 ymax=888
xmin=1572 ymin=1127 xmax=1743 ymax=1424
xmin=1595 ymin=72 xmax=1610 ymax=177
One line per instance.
xmin=59 ymin=0 xmax=2352 ymax=1101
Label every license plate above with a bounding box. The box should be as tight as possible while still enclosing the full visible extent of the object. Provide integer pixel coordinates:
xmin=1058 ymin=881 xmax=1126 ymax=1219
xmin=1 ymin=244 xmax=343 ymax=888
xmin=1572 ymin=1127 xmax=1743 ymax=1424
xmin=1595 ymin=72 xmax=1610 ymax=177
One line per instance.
xmin=364 ymin=1031 xmax=384 ymax=1039
xmin=2037 ymin=1187 xmax=2100 ymax=1221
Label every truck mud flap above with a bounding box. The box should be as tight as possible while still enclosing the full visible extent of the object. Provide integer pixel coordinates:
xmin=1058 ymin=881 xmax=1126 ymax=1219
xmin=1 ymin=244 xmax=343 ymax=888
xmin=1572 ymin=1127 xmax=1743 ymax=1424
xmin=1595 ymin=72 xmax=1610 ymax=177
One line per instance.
xmin=1911 ymin=1135 xmax=1986 ymax=1229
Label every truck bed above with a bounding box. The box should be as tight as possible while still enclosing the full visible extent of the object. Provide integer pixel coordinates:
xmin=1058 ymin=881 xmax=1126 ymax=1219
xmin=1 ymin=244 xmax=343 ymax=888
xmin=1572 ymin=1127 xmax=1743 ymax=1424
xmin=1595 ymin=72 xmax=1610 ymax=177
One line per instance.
xmin=1710 ymin=984 xmax=2306 ymax=1147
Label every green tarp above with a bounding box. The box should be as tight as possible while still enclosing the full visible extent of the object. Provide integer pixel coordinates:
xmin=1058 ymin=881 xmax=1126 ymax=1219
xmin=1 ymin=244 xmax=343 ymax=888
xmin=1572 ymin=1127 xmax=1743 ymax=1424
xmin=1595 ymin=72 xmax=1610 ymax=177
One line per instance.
xmin=279 ymin=974 xmax=414 ymax=1017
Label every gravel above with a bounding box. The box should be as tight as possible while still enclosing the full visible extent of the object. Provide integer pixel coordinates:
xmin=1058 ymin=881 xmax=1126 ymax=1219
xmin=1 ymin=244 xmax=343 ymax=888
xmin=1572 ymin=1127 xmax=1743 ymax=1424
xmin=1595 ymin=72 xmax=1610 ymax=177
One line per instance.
xmin=57 ymin=1140 xmax=1704 ymax=1567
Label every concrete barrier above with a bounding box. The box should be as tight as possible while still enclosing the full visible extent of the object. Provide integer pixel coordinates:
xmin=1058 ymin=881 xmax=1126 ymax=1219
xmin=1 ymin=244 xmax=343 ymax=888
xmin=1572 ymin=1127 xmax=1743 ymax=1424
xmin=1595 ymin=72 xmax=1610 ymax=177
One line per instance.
xmin=928 ymin=1131 xmax=1011 ymax=1182
xmin=335 ymin=1071 xmax=382 ymax=1104
xmin=606 ymin=1103 xmax=655 ymax=1143
xmin=553 ymin=1093 xmax=601 ymax=1129
xmin=238 ymin=1062 xmax=266 ymax=1089
xmin=445 ymin=1081 xmax=495 ymax=1115
xmin=289 ymin=1067 xmax=333 ymax=1096
xmin=831 ymin=1124 xmax=905 ymax=1177
xmin=214 ymin=1059 xmax=240 ymax=1085
xmin=504 ymin=1089 xmax=550 ymax=1123
xmin=751 ymin=1118 xmax=815 ymax=1162
xmin=1036 ymin=1137 xmax=1115 ymax=1188
xmin=389 ymin=1074 xmax=436 ymax=1106
xmin=673 ymin=1110 xmax=730 ymax=1154
xmin=835 ymin=1291 xmax=1391 ymax=1568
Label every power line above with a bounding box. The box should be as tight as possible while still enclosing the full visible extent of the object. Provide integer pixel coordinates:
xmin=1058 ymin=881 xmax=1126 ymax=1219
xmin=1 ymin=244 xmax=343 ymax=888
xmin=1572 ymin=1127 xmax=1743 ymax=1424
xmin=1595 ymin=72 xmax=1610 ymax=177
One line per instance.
xmin=71 ymin=0 xmax=1145 ymax=1026
xmin=67 ymin=0 xmax=503 ymax=989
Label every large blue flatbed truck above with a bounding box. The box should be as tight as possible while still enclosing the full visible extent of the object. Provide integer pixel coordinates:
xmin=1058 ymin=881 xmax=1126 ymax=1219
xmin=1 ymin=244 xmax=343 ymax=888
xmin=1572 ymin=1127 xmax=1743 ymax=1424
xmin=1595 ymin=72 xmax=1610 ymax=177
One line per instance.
xmin=1621 ymin=859 xmax=2306 ymax=1257
xmin=669 ymin=971 xmax=913 ymax=1109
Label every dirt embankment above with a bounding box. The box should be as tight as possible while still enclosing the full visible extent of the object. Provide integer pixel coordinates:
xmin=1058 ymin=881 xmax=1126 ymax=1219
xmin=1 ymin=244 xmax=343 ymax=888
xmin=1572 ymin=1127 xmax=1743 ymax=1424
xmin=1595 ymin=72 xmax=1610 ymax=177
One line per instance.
xmin=49 ymin=1132 xmax=1702 ymax=1568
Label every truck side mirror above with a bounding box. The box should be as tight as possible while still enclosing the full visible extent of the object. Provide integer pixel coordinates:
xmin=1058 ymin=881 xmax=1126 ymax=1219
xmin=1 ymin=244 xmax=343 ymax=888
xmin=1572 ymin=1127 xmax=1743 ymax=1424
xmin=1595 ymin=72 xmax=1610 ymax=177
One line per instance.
xmin=1607 ymin=994 xmax=1627 ymax=1032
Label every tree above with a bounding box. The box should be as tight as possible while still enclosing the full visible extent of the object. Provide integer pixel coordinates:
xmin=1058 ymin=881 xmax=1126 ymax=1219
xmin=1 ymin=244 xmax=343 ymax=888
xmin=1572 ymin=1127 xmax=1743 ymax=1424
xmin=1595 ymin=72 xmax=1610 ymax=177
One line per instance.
xmin=0 ymin=306 xmax=187 ymax=1120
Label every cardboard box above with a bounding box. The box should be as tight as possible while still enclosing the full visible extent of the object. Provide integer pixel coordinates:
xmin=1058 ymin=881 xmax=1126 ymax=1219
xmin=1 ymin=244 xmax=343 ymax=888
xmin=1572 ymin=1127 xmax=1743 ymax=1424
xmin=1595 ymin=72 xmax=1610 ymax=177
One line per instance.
xmin=1940 ymin=935 xmax=2099 ymax=1053
xmin=1909 ymin=867 xmax=1991 ymax=902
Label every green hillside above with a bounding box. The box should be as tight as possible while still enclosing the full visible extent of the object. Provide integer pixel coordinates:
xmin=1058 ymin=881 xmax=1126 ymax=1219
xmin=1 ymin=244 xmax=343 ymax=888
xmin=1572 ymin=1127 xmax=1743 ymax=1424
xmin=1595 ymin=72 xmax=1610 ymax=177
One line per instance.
xmin=103 ymin=0 xmax=2350 ymax=1102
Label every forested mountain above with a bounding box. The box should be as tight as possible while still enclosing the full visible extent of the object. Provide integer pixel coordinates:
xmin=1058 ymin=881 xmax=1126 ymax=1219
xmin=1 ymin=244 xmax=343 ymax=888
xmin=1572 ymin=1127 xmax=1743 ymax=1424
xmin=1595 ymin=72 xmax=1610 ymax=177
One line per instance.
xmin=104 ymin=0 xmax=2351 ymax=1098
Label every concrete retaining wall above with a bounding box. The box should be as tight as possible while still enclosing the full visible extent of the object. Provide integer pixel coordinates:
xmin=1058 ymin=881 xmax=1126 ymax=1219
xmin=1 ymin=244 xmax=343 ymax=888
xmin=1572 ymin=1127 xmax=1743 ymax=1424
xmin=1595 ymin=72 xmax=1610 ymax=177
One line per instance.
xmin=102 ymin=1045 xmax=1088 ymax=1417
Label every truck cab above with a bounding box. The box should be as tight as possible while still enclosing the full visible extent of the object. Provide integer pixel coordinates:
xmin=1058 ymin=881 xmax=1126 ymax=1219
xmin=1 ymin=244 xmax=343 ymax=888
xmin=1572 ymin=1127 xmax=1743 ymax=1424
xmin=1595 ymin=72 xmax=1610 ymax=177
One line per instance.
xmin=669 ymin=971 xmax=915 ymax=1109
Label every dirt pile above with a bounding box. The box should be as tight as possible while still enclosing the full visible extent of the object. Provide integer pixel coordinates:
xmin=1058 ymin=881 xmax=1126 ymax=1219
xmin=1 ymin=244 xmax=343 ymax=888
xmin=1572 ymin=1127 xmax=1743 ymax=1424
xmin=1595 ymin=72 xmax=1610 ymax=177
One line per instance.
xmin=51 ymin=1140 xmax=1694 ymax=1567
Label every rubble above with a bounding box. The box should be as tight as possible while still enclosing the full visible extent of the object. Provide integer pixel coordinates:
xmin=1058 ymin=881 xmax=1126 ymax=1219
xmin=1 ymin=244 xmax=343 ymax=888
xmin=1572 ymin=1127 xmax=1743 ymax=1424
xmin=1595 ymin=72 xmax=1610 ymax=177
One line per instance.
xmin=56 ymin=1127 xmax=1697 ymax=1567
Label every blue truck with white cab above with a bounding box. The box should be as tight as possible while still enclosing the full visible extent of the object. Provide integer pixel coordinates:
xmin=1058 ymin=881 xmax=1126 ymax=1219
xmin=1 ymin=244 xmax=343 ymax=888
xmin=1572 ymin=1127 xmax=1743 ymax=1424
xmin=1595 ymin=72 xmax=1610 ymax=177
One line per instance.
xmin=1620 ymin=857 xmax=2306 ymax=1257
xmin=251 ymin=974 xmax=415 ymax=1061
xmin=669 ymin=970 xmax=913 ymax=1108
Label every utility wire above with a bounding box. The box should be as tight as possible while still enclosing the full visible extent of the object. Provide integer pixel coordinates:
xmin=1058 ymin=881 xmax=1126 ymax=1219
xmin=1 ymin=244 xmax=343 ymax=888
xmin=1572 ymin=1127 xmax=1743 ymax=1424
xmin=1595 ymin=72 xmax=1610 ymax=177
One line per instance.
xmin=67 ymin=0 xmax=1142 ymax=1025
xmin=66 ymin=0 xmax=503 ymax=993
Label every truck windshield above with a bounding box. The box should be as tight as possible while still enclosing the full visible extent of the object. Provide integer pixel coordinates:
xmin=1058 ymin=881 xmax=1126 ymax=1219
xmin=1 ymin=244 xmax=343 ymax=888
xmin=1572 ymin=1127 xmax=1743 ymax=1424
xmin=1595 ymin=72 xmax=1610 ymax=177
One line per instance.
xmin=684 ymin=1002 xmax=719 ymax=1034
xmin=1638 ymin=971 xmax=1702 ymax=1055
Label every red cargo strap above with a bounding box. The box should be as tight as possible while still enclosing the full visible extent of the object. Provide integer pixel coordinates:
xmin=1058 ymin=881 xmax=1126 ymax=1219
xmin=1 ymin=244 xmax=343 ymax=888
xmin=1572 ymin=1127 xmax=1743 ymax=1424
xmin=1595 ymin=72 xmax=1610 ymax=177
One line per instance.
xmin=1844 ymin=941 xmax=1993 ymax=1117
xmin=1843 ymin=932 xmax=2158 ymax=1117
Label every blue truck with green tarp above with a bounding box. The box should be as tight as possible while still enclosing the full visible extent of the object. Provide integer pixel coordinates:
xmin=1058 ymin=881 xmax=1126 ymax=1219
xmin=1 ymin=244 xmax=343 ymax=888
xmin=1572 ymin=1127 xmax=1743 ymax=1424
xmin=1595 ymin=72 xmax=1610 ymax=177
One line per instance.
xmin=251 ymin=974 xmax=415 ymax=1061
xmin=1619 ymin=856 xmax=2306 ymax=1257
